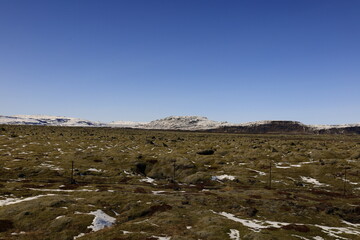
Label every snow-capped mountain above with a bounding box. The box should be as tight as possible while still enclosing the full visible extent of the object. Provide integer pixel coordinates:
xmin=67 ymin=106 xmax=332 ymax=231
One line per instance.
xmin=109 ymin=116 xmax=230 ymax=130
xmin=0 ymin=115 xmax=105 ymax=127
xmin=1 ymin=114 xmax=359 ymax=134
xmin=141 ymin=116 xmax=230 ymax=130
xmin=108 ymin=120 xmax=148 ymax=128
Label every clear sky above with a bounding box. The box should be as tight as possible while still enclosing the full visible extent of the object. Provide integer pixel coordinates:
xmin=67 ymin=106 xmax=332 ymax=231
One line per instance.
xmin=1 ymin=0 xmax=359 ymax=124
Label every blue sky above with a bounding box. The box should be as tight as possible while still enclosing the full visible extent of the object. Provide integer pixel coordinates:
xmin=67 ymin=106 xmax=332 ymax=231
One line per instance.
xmin=1 ymin=0 xmax=359 ymax=124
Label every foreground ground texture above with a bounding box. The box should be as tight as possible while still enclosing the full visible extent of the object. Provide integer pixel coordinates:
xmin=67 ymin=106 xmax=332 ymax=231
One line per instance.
xmin=0 ymin=125 xmax=359 ymax=240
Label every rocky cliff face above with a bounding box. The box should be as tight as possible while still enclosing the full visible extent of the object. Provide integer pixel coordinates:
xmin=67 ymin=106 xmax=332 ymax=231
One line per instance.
xmin=205 ymin=121 xmax=310 ymax=134
xmin=313 ymin=126 xmax=360 ymax=135
xmin=206 ymin=121 xmax=360 ymax=134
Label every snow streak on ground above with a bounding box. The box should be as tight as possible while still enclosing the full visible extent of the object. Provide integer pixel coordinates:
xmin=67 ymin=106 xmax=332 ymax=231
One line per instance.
xmin=150 ymin=236 xmax=171 ymax=240
xmin=152 ymin=191 xmax=166 ymax=195
xmin=0 ymin=194 xmax=55 ymax=206
xmin=300 ymin=176 xmax=329 ymax=187
xmin=214 ymin=211 xmax=287 ymax=232
xmin=28 ymin=188 xmax=96 ymax=192
xmin=213 ymin=211 xmax=360 ymax=239
xmin=247 ymin=168 xmax=266 ymax=176
xmin=40 ymin=163 xmax=63 ymax=171
xmin=212 ymin=175 xmax=236 ymax=181
xmin=312 ymin=237 xmax=325 ymax=240
xmin=140 ymin=177 xmax=157 ymax=184
xmin=87 ymin=168 xmax=103 ymax=172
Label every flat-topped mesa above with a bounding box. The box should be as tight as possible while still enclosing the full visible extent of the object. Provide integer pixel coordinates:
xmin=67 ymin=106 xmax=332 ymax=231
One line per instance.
xmin=309 ymin=124 xmax=360 ymax=134
xmin=207 ymin=120 xmax=360 ymax=134
xmin=207 ymin=120 xmax=310 ymax=134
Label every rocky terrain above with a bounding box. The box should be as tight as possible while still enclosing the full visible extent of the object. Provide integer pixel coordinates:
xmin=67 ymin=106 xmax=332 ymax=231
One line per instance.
xmin=1 ymin=115 xmax=360 ymax=134
xmin=0 ymin=125 xmax=359 ymax=240
xmin=206 ymin=121 xmax=360 ymax=135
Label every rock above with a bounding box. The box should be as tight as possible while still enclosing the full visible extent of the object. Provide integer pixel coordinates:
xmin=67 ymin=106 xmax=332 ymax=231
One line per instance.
xmin=49 ymin=217 xmax=72 ymax=232
xmin=281 ymin=224 xmax=310 ymax=232
xmin=197 ymin=150 xmax=215 ymax=155
xmin=0 ymin=219 xmax=14 ymax=232
xmin=183 ymin=172 xmax=210 ymax=184
xmin=244 ymin=207 xmax=258 ymax=217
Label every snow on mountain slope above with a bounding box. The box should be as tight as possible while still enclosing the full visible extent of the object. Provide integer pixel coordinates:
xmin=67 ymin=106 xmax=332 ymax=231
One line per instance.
xmin=141 ymin=116 xmax=230 ymax=130
xmin=309 ymin=123 xmax=360 ymax=130
xmin=108 ymin=121 xmax=148 ymax=128
xmin=0 ymin=115 xmax=105 ymax=127
xmin=1 ymin=114 xmax=359 ymax=132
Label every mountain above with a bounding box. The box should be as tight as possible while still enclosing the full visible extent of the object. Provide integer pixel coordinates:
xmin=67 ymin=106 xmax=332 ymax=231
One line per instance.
xmin=0 ymin=115 xmax=105 ymax=127
xmin=1 ymin=114 xmax=360 ymax=134
xmin=108 ymin=120 xmax=148 ymax=128
xmin=109 ymin=116 xmax=229 ymax=130
xmin=141 ymin=116 xmax=229 ymax=130
xmin=207 ymin=121 xmax=360 ymax=134
xmin=205 ymin=120 xmax=308 ymax=134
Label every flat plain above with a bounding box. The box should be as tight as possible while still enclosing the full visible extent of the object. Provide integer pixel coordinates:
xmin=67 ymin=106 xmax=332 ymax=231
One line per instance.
xmin=0 ymin=125 xmax=359 ymax=240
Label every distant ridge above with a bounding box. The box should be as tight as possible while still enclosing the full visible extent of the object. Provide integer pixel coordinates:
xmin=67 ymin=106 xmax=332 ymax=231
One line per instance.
xmin=206 ymin=120 xmax=360 ymax=134
xmin=0 ymin=115 xmax=105 ymax=127
xmin=1 ymin=115 xmax=359 ymax=134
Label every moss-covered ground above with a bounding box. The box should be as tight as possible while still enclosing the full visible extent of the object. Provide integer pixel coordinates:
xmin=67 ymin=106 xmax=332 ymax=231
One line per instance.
xmin=0 ymin=125 xmax=359 ymax=240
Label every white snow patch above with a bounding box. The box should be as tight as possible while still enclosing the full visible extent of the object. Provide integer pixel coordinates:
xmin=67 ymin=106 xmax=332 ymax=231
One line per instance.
xmin=40 ymin=163 xmax=63 ymax=171
xmin=152 ymin=191 xmax=166 ymax=195
xmin=0 ymin=194 xmax=55 ymax=206
xmin=140 ymin=177 xmax=157 ymax=184
xmin=341 ymin=220 xmax=360 ymax=227
xmin=123 ymin=170 xmax=134 ymax=176
xmin=73 ymin=233 xmax=85 ymax=239
xmin=212 ymin=175 xmax=236 ymax=181
xmin=214 ymin=211 xmax=360 ymax=239
xmin=11 ymin=231 xmax=26 ymax=236
xmin=300 ymin=176 xmax=329 ymax=187
xmin=87 ymin=168 xmax=102 ymax=172
xmin=109 ymin=121 xmax=148 ymax=128
xmin=275 ymin=162 xmax=303 ymax=169
xmin=150 ymin=236 xmax=171 ymax=240
xmin=313 ymin=237 xmax=325 ymax=240
xmin=214 ymin=211 xmax=280 ymax=232
xmin=228 ymin=229 xmax=240 ymax=240
xmin=88 ymin=210 xmax=116 ymax=232
xmin=310 ymin=123 xmax=360 ymax=130
xmin=291 ymin=235 xmax=310 ymax=240
xmin=247 ymin=168 xmax=266 ymax=176
xmin=314 ymin=224 xmax=360 ymax=239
